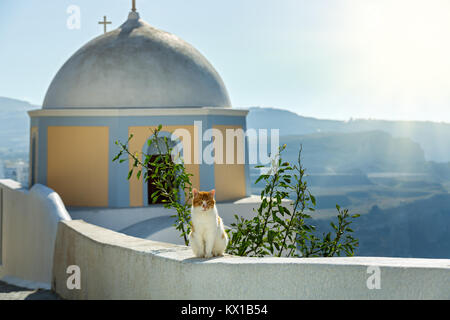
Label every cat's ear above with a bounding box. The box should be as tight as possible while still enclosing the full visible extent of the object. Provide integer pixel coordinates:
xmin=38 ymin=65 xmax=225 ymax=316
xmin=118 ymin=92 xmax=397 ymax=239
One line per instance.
xmin=210 ymin=189 xmax=216 ymax=198
xmin=192 ymin=188 xmax=199 ymax=197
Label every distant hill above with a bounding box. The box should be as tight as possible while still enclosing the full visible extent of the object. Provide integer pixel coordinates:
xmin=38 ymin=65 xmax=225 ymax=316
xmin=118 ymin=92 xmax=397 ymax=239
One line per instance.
xmin=2 ymin=99 xmax=450 ymax=164
xmin=0 ymin=97 xmax=36 ymax=153
xmin=313 ymin=193 xmax=450 ymax=259
xmin=0 ymin=96 xmax=36 ymax=112
xmin=280 ymin=131 xmax=426 ymax=174
xmin=247 ymin=107 xmax=450 ymax=162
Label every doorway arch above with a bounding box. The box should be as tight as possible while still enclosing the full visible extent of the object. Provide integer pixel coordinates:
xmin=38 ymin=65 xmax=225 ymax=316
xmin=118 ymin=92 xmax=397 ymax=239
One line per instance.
xmin=142 ymin=131 xmax=182 ymax=206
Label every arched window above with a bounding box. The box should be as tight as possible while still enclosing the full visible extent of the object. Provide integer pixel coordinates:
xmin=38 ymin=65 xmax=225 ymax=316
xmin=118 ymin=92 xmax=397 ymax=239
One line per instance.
xmin=146 ymin=137 xmax=177 ymax=205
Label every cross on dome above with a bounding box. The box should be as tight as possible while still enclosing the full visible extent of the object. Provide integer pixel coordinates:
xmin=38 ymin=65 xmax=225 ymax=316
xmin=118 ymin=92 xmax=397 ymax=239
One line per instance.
xmin=98 ymin=16 xmax=112 ymax=34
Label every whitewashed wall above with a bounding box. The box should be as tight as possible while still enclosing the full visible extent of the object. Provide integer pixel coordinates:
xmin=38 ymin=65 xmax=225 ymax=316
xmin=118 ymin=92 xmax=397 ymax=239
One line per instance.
xmin=68 ymin=197 xmax=292 ymax=246
xmin=68 ymin=196 xmax=290 ymax=235
xmin=0 ymin=179 xmax=71 ymax=289
xmin=68 ymin=206 xmax=175 ymax=232
xmin=53 ymin=220 xmax=450 ymax=300
xmin=68 ymin=196 xmax=270 ymax=233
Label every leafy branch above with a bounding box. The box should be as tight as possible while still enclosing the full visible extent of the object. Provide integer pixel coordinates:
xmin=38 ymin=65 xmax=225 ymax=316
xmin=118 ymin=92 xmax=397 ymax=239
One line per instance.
xmin=113 ymin=125 xmax=193 ymax=245
xmin=113 ymin=125 xmax=360 ymax=257
xmin=227 ymin=144 xmax=360 ymax=258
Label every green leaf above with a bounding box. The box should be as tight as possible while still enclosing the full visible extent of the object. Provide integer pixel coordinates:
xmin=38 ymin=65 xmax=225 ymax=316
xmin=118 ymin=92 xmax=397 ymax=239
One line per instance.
xmin=310 ymin=195 xmax=316 ymax=206
xmin=268 ymin=230 xmax=277 ymax=243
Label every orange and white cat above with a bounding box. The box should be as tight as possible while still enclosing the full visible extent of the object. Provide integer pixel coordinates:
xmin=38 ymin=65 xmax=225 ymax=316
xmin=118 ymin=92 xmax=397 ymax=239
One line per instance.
xmin=189 ymin=189 xmax=228 ymax=258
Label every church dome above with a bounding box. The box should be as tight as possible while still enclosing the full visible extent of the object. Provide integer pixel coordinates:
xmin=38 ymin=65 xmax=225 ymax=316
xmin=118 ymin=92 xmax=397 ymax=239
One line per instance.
xmin=43 ymin=12 xmax=231 ymax=109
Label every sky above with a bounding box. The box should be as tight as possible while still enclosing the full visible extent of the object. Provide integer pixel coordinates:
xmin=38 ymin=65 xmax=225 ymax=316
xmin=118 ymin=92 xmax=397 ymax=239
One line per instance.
xmin=1 ymin=0 xmax=450 ymax=122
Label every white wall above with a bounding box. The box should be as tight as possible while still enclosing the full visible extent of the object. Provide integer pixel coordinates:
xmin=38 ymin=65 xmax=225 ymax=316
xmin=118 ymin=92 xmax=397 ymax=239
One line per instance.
xmin=53 ymin=220 xmax=450 ymax=300
xmin=68 ymin=205 xmax=175 ymax=232
xmin=68 ymin=196 xmax=291 ymax=233
xmin=0 ymin=179 xmax=71 ymax=289
xmin=217 ymin=196 xmax=294 ymax=226
xmin=67 ymin=197 xmax=290 ymax=247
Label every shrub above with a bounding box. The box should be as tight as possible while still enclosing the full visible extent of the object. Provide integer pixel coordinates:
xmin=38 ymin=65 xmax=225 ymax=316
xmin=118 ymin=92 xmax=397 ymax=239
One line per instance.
xmin=226 ymin=145 xmax=360 ymax=257
xmin=114 ymin=126 xmax=359 ymax=257
xmin=113 ymin=125 xmax=192 ymax=245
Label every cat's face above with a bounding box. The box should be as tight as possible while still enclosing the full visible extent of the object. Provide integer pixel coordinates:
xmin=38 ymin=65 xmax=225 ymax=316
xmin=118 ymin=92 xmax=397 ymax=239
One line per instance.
xmin=192 ymin=189 xmax=216 ymax=211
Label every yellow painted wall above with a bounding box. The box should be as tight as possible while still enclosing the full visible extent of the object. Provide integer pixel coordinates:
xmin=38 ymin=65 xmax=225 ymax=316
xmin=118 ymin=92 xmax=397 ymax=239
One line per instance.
xmin=213 ymin=125 xmax=247 ymax=202
xmin=47 ymin=126 xmax=109 ymax=207
xmin=128 ymin=126 xmax=200 ymax=207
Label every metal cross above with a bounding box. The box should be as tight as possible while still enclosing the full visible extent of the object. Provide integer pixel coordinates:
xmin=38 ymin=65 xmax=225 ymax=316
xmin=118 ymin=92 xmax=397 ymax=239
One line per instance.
xmin=98 ymin=16 xmax=112 ymax=34
xmin=132 ymin=0 xmax=137 ymax=12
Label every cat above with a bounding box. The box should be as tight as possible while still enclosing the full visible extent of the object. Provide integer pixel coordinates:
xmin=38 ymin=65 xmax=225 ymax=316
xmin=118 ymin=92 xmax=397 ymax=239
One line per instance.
xmin=189 ymin=189 xmax=228 ymax=258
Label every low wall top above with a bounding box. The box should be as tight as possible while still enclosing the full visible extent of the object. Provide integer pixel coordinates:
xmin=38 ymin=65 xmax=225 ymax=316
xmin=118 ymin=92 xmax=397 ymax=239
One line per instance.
xmin=52 ymin=220 xmax=450 ymax=300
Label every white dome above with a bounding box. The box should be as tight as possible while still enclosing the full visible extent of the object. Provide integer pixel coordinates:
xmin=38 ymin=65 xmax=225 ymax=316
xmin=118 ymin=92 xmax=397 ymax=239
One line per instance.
xmin=43 ymin=12 xmax=231 ymax=109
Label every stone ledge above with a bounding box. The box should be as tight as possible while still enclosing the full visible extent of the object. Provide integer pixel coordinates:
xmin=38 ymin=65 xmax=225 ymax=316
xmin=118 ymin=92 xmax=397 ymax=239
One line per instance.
xmin=52 ymin=220 xmax=450 ymax=300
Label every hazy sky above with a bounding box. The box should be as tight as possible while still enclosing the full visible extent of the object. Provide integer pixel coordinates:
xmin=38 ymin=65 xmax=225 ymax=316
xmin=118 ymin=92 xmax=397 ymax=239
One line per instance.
xmin=1 ymin=0 xmax=450 ymax=122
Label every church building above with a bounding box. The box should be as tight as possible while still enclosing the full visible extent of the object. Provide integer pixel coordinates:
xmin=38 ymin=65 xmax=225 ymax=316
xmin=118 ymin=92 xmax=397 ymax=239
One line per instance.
xmin=28 ymin=5 xmax=250 ymax=208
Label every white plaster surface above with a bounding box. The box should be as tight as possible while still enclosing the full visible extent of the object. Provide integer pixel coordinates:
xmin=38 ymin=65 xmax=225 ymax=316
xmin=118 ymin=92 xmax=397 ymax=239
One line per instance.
xmin=69 ymin=205 xmax=176 ymax=232
xmin=68 ymin=197 xmax=281 ymax=245
xmin=53 ymin=220 xmax=450 ymax=300
xmin=68 ymin=196 xmax=286 ymax=230
xmin=43 ymin=13 xmax=231 ymax=109
xmin=0 ymin=180 xmax=71 ymax=289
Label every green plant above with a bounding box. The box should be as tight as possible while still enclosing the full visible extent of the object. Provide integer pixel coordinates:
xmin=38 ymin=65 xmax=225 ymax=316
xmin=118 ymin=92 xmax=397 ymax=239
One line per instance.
xmin=113 ymin=125 xmax=193 ymax=245
xmin=226 ymin=145 xmax=360 ymax=257
xmin=113 ymin=126 xmax=360 ymax=257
